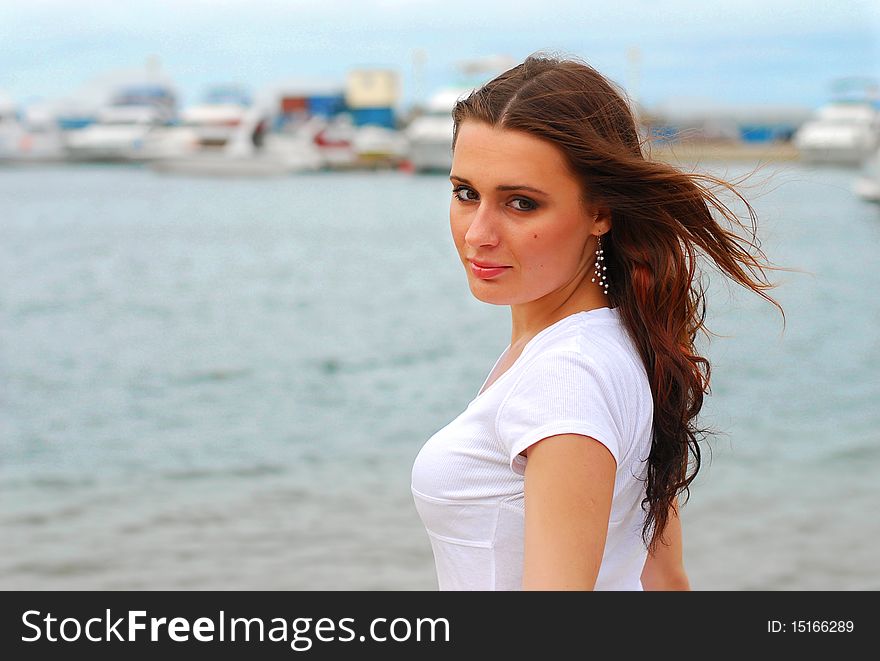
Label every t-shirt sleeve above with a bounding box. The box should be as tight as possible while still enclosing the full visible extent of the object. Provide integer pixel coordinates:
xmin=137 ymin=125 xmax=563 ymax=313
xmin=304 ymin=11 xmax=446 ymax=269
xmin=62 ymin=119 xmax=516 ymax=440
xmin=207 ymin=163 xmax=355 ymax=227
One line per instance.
xmin=496 ymin=349 xmax=625 ymax=476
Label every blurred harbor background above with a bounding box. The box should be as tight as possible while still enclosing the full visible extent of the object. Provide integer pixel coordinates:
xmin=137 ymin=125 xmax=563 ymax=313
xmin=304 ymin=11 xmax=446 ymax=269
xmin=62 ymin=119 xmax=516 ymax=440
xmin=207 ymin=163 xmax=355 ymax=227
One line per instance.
xmin=1 ymin=0 xmax=879 ymax=589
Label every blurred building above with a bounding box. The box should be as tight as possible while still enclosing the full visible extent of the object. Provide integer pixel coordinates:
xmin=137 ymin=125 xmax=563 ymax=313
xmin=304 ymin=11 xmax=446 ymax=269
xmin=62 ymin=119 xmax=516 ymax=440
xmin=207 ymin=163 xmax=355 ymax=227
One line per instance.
xmin=345 ymin=69 xmax=399 ymax=129
xmin=265 ymin=78 xmax=348 ymax=132
xmin=642 ymin=100 xmax=813 ymax=144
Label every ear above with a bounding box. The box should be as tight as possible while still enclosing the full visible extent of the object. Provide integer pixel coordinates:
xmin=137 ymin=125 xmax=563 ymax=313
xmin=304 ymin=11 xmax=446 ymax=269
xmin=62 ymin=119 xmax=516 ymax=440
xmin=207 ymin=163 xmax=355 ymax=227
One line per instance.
xmin=593 ymin=205 xmax=612 ymax=236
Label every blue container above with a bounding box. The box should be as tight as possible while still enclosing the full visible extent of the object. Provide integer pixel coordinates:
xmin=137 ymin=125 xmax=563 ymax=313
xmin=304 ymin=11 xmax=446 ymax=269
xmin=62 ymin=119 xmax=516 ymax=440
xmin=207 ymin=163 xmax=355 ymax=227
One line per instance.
xmin=58 ymin=116 xmax=96 ymax=130
xmin=308 ymin=95 xmax=346 ymax=118
xmin=739 ymin=125 xmax=775 ymax=143
xmin=350 ymin=106 xmax=395 ymax=128
xmin=649 ymin=125 xmax=678 ymax=144
xmin=739 ymin=124 xmax=797 ymax=143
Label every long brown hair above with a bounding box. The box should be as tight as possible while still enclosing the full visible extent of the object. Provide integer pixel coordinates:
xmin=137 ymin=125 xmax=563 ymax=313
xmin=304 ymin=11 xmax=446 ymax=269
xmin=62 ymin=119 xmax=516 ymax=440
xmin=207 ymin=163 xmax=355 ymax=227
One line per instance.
xmin=451 ymin=52 xmax=787 ymax=551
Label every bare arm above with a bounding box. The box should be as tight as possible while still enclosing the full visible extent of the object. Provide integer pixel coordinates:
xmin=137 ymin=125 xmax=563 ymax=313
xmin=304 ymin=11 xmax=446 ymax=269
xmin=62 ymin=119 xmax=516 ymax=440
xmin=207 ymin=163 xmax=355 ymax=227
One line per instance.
xmin=640 ymin=498 xmax=691 ymax=590
xmin=522 ymin=434 xmax=616 ymax=590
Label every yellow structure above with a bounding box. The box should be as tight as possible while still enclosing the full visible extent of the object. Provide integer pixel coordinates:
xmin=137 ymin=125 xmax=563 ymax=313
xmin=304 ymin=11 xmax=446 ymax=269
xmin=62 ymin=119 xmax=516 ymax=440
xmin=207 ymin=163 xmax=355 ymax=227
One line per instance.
xmin=345 ymin=69 xmax=399 ymax=108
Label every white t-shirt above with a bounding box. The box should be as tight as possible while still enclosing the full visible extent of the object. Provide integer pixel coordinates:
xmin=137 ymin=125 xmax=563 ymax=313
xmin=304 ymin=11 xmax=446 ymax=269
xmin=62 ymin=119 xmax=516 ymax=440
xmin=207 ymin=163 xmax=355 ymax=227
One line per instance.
xmin=411 ymin=306 xmax=654 ymax=590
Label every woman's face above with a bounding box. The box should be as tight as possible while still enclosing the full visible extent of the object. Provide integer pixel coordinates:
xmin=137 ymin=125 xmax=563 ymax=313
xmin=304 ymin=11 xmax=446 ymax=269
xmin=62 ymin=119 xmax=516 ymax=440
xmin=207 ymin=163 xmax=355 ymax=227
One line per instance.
xmin=449 ymin=120 xmax=606 ymax=306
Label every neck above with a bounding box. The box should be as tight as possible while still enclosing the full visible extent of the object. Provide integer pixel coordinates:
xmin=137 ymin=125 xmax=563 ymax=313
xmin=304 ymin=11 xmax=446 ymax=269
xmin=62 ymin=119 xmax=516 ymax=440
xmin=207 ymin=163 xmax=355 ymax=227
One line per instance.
xmin=508 ymin=272 xmax=609 ymax=347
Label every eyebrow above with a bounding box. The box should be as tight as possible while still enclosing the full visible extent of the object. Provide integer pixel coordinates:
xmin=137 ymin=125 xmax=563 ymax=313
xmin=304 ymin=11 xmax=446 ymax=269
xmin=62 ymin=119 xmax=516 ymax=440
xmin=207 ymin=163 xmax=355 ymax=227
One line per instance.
xmin=449 ymin=175 xmax=549 ymax=196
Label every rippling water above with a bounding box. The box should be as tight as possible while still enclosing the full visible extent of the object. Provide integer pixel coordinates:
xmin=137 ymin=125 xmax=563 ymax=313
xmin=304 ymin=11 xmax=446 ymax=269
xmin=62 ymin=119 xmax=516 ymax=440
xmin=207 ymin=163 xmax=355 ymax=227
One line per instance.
xmin=1 ymin=161 xmax=877 ymax=589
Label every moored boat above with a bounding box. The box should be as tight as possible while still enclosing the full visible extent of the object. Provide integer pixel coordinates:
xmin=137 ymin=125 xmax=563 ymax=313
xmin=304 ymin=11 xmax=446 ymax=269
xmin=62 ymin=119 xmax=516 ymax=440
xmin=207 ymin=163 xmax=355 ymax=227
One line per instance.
xmin=404 ymin=87 xmax=471 ymax=173
xmin=793 ymin=78 xmax=880 ymax=166
xmin=853 ymin=147 xmax=880 ymax=202
xmin=63 ymin=83 xmax=178 ymax=162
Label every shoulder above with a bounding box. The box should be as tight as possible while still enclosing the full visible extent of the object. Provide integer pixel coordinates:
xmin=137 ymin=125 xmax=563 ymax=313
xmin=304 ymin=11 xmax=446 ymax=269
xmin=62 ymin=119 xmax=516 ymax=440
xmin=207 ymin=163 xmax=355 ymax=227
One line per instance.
xmin=523 ymin=313 xmax=644 ymax=387
xmin=495 ymin=344 xmax=627 ymax=474
xmin=571 ymin=312 xmax=649 ymax=387
xmin=495 ymin=316 xmax=650 ymax=427
xmin=497 ymin=343 xmax=618 ymax=419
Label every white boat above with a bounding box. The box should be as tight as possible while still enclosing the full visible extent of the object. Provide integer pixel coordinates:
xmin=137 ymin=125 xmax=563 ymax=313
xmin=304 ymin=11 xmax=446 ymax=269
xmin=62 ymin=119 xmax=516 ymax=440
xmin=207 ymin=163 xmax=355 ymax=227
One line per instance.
xmin=16 ymin=104 xmax=67 ymax=162
xmin=154 ymin=85 xmax=251 ymax=155
xmin=0 ymin=93 xmax=24 ymax=161
xmin=854 ymin=177 xmax=880 ymax=202
xmin=794 ymin=78 xmax=880 ymax=166
xmin=404 ymin=87 xmax=472 ymax=172
xmin=305 ymin=113 xmax=408 ymax=169
xmin=310 ymin=114 xmax=358 ymax=168
xmin=149 ymin=136 xmax=323 ymax=177
xmin=403 ymin=57 xmax=513 ymax=172
xmin=64 ymin=83 xmax=178 ymax=162
xmin=0 ymin=95 xmax=66 ymax=163
xmin=144 ymin=85 xmax=252 ymax=158
xmin=351 ymin=124 xmax=408 ymax=166
xmin=853 ymin=147 xmax=880 ymax=202
xmin=185 ymin=85 xmax=252 ymax=148
xmin=149 ymin=104 xmax=323 ymax=177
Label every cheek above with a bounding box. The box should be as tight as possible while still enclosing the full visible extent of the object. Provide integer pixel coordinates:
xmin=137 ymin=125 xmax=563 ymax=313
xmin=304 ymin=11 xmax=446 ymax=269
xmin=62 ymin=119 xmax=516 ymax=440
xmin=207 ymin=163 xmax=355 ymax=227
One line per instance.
xmin=523 ymin=226 xmax=582 ymax=271
xmin=449 ymin=211 xmax=466 ymax=246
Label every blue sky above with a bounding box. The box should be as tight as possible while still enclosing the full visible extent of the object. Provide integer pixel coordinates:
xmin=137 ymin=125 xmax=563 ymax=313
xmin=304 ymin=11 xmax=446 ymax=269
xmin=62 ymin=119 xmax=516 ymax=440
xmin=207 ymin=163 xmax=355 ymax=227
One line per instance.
xmin=1 ymin=0 xmax=878 ymax=112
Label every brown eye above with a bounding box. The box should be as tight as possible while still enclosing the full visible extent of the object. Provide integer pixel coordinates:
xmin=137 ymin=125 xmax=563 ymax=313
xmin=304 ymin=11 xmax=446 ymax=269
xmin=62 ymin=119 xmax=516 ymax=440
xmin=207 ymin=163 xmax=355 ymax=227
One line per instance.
xmin=510 ymin=197 xmax=537 ymax=211
xmin=452 ymin=186 xmax=477 ymax=202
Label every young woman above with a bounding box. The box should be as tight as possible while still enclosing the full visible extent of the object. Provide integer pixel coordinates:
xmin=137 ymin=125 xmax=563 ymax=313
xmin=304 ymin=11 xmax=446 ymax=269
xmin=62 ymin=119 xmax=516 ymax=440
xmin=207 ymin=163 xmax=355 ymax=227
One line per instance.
xmin=411 ymin=53 xmax=784 ymax=590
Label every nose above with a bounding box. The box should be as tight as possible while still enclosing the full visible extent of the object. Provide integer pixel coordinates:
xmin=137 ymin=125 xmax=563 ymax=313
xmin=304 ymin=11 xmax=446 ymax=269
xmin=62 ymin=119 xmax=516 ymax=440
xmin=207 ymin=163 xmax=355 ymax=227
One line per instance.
xmin=463 ymin=203 xmax=500 ymax=248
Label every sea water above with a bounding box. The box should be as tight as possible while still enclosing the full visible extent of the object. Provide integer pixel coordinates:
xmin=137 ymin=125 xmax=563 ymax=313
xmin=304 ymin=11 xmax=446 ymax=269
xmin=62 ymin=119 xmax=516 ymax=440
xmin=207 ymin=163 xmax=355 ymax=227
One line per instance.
xmin=1 ymin=161 xmax=877 ymax=589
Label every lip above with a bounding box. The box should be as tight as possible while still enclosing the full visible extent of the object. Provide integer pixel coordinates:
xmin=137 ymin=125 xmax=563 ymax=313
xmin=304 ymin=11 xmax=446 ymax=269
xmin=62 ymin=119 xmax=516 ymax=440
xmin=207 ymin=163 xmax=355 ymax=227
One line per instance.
xmin=469 ymin=259 xmax=509 ymax=268
xmin=468 ymin=259 xmax=511 ymax=279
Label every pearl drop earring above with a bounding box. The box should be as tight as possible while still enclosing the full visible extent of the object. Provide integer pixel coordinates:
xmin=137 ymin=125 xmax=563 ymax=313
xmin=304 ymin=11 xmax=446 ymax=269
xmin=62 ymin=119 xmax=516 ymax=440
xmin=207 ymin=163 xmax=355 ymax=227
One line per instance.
xmin=590 ymin=234 xmax=609 ymax=295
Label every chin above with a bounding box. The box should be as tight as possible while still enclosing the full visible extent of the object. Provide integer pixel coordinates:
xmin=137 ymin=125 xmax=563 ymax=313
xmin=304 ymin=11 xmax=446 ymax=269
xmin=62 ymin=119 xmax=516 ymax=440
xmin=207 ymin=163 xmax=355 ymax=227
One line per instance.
xmin=468 ymin=282 xmax=515 ymax=306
